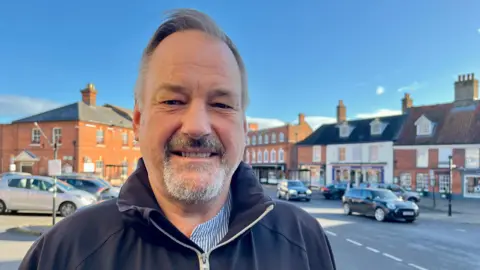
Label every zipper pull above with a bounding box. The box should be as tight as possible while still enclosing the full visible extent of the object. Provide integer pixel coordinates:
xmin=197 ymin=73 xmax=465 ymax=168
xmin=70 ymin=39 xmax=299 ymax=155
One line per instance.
xmin=201 ymin=254 xmax=209 ymax=270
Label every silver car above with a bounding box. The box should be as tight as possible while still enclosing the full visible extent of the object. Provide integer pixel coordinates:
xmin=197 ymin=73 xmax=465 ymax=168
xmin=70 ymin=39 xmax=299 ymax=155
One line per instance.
xmin=0 ymin=175 xmax=97 ymax=217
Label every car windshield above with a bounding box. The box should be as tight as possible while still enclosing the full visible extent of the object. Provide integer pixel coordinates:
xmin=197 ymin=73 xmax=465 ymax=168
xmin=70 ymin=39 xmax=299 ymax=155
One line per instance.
xmin=288 ymin=181 xmax=305 ymax=188
xmin=95 ymin=178 xmax=112 ymax=187
xmin=372 ymin=190 xmax=399 ymax=200
xmin=56 ymin=180 xmax=75 ymax=191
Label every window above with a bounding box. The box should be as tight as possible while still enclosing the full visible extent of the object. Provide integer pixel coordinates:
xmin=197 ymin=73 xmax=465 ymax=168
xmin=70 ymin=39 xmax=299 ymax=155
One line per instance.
xmin=251 ymin=136 xmax=256 ymax=145
xmin=312 ymin=146 xmax=322 ymax=162
xmin=438 ymin=174 xmax=450 ymax=193
xmin=369 ymin=145 xmax=379 ymax=162
xmin=416 ymin=173 xmax=429 ymax=191
xmin=465 ymin=148 xmax=480 ymax=169
xmin=465 ymin=176 xmax=480 ymax=197
xmin=7 ymin=178 xmax=28 ymax=189
xmin=399 ymin=173 xmax=412 ymax=189
xmin=370 ymin=123 xmax=382 ymax=135
xmin=96 ymin=129 xmax=105 ymax=144
xmin=279 ymin=132 xmax=285 ymax=142
xmin=416 ymin=148 xmax=428 ymax=168
xmin=132 ymin=159 xmax=138 ymax=171
xmin=352 ymin=146 xmax=361 ymax=161
xmin=95 ymin=160 xmax=104 ymax=175
xmin=263 ymin=150 xmax=268 ymax=163
xmin=278 ymin=148 xmax=285 ymax=162
xmin=122 ymin=132 xmax=128 ymax=146
xmin=271 ymin=133 xmax=277 ymax=143
xmin=257 ymin=150 xmax=262 ymax=163
xmin=31 ymin=179 xmax=53 ymax=192
xmin=121 ymin=161 xmax=128 ymax=178
xmin=270 ymin=149 xmax=277 ymax=163
xmin=246 ymin=136 xmax=250 ymax=146
xmin=251 ymin=151 xmax=256 ymax=163
xmin=31 ymin=128 xmax=41 ymax=144
xmin=340 ymin=125 xmax=349 ymax=137
xmin=438 ymin=148 xmax=452 ymax=168
xmin=338 ymin=147 xmax=346 ymax=161
xmin=258 ymin=135 xmax=263 ymax=145
xmin=264 ymin=134 xmax=269 ymax=144
xmin=245 ymin=151 xmax=250 ymax=163
xmin=52 ymin=128 xmax=62 ymax=144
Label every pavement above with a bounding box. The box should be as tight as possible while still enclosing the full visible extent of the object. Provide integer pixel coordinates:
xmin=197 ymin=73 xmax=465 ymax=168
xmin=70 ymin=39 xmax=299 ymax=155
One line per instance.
xmin=1 ymin=189 xmax=479 ymax=270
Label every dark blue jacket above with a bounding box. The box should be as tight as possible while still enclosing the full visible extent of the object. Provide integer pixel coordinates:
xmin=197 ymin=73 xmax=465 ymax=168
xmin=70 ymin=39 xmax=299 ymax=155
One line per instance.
xmin=20 ymin=158 xmax=336 ymax=270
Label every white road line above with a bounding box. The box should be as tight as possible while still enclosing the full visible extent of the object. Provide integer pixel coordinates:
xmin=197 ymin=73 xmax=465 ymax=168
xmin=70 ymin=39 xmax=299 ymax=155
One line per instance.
xmin=366 ymin=246 xmax=380 ymax=253
xmin=455 ymin=229 xmax=466 ymax=232
xmin=346 ymin=238 xmax=363 ymax=246
xmin=408 ymin=263 xmax=429 ymax=270
xmin=382 ymin=253 xmax=403 ymax=262
xmin=325 ymin=230 xmax=337 ymax=236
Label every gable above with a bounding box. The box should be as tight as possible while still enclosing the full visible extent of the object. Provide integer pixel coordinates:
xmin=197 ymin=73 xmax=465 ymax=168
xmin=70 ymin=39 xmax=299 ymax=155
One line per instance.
xmin=15 ymin=150 xmax=40 ymax=162
xmin=414 ymin=114 xmax=431 ymax=126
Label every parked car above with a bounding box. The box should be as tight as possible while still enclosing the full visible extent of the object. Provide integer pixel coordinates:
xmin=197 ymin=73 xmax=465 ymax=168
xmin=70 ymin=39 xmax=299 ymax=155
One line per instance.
xmin=277 ymin=180 xmax=312 ymax=201
xmin=366 ymin=183 xmax=421 ymax=202
xmin=56 ymin=174 xmax=120 ymax=200
xmin=321 ymin=182 xmax=348 ymax=200
xmin=342 ymin=187 xmax=419 ymax=223
xmin=0 ymin=174 xmax=97 ymax=216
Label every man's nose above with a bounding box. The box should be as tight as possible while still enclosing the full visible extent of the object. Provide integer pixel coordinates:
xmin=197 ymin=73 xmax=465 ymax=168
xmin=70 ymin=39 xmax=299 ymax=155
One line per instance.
xmin=180 ymin=102 xmax=212 ymax=139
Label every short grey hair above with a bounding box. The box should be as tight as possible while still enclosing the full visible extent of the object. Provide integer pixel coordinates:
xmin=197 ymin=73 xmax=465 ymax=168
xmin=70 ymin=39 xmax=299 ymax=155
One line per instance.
xmin=134 ymin=8 xmax=249 ymax=111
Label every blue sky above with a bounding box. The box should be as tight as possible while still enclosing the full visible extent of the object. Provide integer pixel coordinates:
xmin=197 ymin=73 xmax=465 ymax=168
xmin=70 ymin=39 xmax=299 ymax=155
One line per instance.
xmin=1 ymin=0 xmax=479 ymax=128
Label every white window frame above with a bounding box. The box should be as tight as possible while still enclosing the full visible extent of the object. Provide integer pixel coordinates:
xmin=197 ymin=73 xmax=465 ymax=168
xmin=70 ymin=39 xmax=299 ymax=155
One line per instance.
xmin=52 ymin=127 xmax=62 ymax=145
xmin=264 ymin=134 xmax=269 ymax=144
xmin=251 ymin=151 xmax=256 ymax=163
xmin=415 ymin=116 xmax=433 ymax=136
xmin=96 ymin=129 xmax=105 ymax=144
xmin=270 ymin=149 xmax=277 ymax=163
xmin=263 ymin=150 xmax=268 ymax=163
xmin=271 ymin=133 xmax=277 ymax=143
xmin=312 ymin=146 xmax=322 ymax=162
xmin=339 ymin=125 xmax=349 ymax=138
xmin=370 ymin=123 xmax=382 ymax=135
xmin=369 ymin=145 xmax=379 ymax=162
xmin=279 ymin=132 xmax=285 ymax=142
xmin=31 ymin=128 xmax=41 ymax=144
xmin=338 ymin=147 xmax=346 ymax=161
xmin=416 ymin=173 xmax=429 ymax=191
xmin=251 ymin=136 xmax=256 ymax=145
xmin=257 ymin=150 xmax=262 ymax=163
xmin=278 ymin=148 xmax=285 ymax=162
xmin=258 ymin=135 xmax=263 ymax=145
xmin=352 ymin=145 xmax=361 ymax=161
xmin=246 ymin=136 xmax=250 ymax=145
xmin=245 ymin=150 xmax=250 ymax=163
xmin=399 ymin=173 xmax=412 ymax=189
xmin=438 ymin=148 xmax=452 ymax=168
xmin=416 ymin=148 xmax=428 ymax=168
xmin=465 ymin=148 xmax=480 ymax=169
xmin=122 ymin=132 xmax=128 ymax=146
xmin=438 ymin=174 xmax=450 ymax=193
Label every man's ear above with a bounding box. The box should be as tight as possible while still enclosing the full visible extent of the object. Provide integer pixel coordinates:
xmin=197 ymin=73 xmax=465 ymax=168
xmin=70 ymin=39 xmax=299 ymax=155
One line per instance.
xmin=243 ymin=116 xmax=248 ymax=136
xmin=133 ymin=104 xmax=142 ymax=141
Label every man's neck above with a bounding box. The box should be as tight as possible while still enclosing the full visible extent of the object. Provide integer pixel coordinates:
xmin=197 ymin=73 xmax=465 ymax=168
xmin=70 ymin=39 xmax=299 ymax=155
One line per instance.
xmin=153 ymin=187 xmax=230 ymax=237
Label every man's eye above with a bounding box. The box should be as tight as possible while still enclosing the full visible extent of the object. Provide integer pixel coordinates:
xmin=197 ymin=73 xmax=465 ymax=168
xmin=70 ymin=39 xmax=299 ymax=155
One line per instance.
xmin=212 ymin=103 xmax=233 ymax=109
xmin=163 ymin=100 xmax=185 ymax=105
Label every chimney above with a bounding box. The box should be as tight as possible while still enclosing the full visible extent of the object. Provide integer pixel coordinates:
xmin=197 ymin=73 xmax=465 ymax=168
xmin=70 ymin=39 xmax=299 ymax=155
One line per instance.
xmin=81 ymin=83 xmax=98 ymax=106
xmin=454 ymin=73 xmax=478 ymax=105
xmin=248 ymin=123 xmax=258 ymax=131
xmin=298 ymin=113 xmax=305 ymax=125
xmin=401 ymin=93 xmax=413 ymax=114
xmin=336 ymin=100 xmax=346 ymax=123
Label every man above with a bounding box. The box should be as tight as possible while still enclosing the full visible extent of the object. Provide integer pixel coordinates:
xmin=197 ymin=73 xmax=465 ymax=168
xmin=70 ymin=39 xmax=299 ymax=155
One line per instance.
xmin=20 ymin=8 xmax=336 ymax=270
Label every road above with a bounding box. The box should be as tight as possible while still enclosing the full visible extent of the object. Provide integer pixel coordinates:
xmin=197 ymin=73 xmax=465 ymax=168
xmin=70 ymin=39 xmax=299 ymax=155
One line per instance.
xmin=1 ymin=191 xmax=479 ymax=270
xmin=263 ymin=186 xmax=480 ymax=270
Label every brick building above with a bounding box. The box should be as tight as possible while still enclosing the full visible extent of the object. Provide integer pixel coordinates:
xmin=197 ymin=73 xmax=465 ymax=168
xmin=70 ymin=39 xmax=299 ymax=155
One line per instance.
xmin=394 ymin=73 xmax=480 ymax=199
xmin=0 ymin=83 xmax=140 ymax=182
xmin=297 ymin=99 xmax=407 ymax=187
xmin=244 ymin=113 xmax=313 ymax=183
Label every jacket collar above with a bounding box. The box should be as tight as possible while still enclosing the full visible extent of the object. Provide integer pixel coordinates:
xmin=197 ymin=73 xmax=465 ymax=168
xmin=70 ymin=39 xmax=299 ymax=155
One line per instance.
xmin=117 ymin=158 xmax=274 ymax=246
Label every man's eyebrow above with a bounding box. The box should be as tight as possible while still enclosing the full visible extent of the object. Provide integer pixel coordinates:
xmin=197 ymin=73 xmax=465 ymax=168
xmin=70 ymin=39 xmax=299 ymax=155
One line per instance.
xmin=155 ymin=83 xmax=189 ymax=95
xmin=208 ymin=88 xmax=239 ymax=99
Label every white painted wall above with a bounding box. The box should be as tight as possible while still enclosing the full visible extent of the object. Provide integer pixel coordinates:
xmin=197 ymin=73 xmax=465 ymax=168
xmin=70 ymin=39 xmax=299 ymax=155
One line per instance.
xmin=326 ymin=141 xmax=394 ymax=185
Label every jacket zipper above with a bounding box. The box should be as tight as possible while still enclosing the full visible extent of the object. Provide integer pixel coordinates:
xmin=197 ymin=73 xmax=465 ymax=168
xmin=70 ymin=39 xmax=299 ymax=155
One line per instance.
xmin=151 ymin=204 xmax=274 ymax=270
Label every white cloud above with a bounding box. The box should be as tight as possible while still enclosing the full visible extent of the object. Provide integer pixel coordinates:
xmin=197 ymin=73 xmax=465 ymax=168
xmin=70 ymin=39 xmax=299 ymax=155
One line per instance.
xmin=247 ymin=115 xmax=336 ymax=130
xmin=477 ymin=28 xmax=480 ymax=34
xmin=0 ymin=95 xmax=63 ymax=118
xmin=355 ymin=109 xmax=402 ymax=119
xmin=376 ymin=86 xmax=385 ymax=95
xmin=398 ymin=81 xmax=424 ymax=92
xmin=246 ymin=116 xmax=286 ymax=129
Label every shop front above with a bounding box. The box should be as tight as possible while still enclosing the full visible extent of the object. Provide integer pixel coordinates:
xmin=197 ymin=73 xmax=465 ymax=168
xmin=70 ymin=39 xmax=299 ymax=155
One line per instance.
xmin=331 ymin=164 xmax=385 ymax=187
xmin=294 ymin=164 xmax=326 ymax=188
xmin=251 ymin=164 xmax=286 ymax=185
xmin=463 ymin=170 xmax=480 ymax=199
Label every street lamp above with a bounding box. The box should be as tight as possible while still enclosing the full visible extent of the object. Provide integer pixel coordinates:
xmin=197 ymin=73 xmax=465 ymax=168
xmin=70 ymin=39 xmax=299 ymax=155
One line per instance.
xmin=34 ymin=122 xmax=60 ymax=225
xmin=448 ymin=155 xmax=456 ymax=217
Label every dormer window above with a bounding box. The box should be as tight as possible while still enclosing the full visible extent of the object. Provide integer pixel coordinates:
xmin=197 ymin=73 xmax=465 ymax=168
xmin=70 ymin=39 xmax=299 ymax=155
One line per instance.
xmin=339 ymin=123 xmax=350 ymax=138
xmin=370 ymin=119 xmax=383 ymax=135
xmin=414 ymin=115 xmax=433 ymax=136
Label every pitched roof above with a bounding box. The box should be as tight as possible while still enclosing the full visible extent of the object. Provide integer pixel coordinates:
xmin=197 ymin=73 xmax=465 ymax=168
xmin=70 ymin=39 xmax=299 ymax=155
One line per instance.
xmin=12 ymin=102 xmax=133 ymax=128
xmin=297 ymin=114 xmax=406 ymax=145
xmin=395 ymin=101 xmax=480 ymax=145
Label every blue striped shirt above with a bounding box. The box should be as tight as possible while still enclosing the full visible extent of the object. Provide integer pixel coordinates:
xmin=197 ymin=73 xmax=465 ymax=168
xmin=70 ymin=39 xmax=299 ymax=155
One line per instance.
xmin=190 ymin=192 xmax=232 ymax=252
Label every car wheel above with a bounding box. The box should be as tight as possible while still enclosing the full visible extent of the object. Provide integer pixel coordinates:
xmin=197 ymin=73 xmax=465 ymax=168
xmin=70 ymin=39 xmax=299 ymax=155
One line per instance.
xmin=285 ymin=193 xmax=291 ymax=201
xmin=59 ymin=202 xmax=77 ymax=217
xmin=324 ymin=195 xmax=330 ymax=200
xmin=407 ymin=197 xmax=418 ymax=203
xmin=374 ymin=208 xmax=386 ymax=222
xmin=0 ymin=200 xmax=6 ymax=214
xmin=343 ymin=203 xmax=352 ymax=215
xmin=276 ymin=191 xmax=281 ymax=199
xmin=305 ymin=198 xmax=311 ymax=202
xmin=405 ymin=219 xmax=415 ymax=223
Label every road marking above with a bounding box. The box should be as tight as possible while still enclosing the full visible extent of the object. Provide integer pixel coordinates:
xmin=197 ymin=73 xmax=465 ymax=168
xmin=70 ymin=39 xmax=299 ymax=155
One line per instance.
xmin=325 ymin=230 xmax=337 ymax=236
xmin=346 ymin=238 xmax=363 ymax=246
xmin=408 ymin=263 xmax=429 ymax=270
xmin=382 ymin=253 xmax=403 ymax=262
xmin=455 ymin=229 xmax=466 ymax=232
xmin=366 ymin=246 xmax=380 ymax=253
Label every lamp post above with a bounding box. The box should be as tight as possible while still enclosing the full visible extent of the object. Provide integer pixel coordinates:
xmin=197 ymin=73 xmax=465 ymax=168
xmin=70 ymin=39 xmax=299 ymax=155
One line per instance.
xmin=34 ymin=122 xmax=59 ymax=225
xmin=448 ymin=155 xmax=455 ymax=217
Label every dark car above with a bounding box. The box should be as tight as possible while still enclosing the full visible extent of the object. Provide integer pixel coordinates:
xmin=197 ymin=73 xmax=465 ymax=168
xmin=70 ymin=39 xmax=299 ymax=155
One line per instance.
xmin=56 ymin=174 xmax=119 ymax=201
xmin=342 ymin=187 xmax=419 ymax=223
xmin=321 ymin=182 xmax=348 ymax=200
xmin=276 ymin=180 xmax=312 ymax=201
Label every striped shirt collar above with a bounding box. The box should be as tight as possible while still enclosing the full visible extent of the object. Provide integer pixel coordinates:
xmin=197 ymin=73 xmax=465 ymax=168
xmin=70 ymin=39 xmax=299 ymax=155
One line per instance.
xmin=190 ymin=192 xmax=232 ymax=252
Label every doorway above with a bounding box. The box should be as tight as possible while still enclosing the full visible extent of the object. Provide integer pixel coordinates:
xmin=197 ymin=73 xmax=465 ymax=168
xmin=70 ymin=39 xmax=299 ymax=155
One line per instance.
xmin=21 ymin=165 xmax=33 ymax=174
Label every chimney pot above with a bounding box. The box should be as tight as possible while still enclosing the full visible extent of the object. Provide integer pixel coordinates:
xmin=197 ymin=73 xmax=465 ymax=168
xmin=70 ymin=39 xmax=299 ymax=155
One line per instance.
xmin=81 ymin=83 xmax=98 ymax=106
xmin=336 ymin=100 xmax=347 ymax=123
xmin=298 ymin=113 xmax=305 ymax=124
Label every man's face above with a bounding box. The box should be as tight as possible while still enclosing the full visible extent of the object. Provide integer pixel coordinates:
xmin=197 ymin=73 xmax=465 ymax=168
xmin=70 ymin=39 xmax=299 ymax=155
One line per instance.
xmin=133 ymin=30 xmax=246 ymax=204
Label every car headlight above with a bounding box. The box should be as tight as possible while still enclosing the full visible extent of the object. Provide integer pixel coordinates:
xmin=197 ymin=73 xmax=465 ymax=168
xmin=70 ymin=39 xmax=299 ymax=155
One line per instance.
xmin=386 ymin=203 xmax=396 ymax=210
xmin=289 ymin=189 xmax=297 ymax=194
xmin=306 ymin=189 xmax=312 ymax=195
xmin=411 ymin=202 xmax=419 ymax=210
